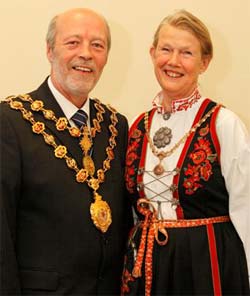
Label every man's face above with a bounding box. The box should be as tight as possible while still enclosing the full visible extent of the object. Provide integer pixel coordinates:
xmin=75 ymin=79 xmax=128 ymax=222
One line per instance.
xmin=47 ymin=10 xmax=109 ymax=105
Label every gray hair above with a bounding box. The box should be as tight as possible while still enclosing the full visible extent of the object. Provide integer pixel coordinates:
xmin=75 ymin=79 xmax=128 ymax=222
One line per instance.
xmin=46 ymin=12 xmax=111 ymax=51
xmin=46 ymin=15 xmax=58 ymax=49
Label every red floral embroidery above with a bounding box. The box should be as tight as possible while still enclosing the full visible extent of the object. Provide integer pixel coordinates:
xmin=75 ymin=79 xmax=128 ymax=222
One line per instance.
xmin=125 ymin=128 xmax=143 ymax=193
xmin=126 ymin=151 xmax=138 ymax=167
xmin=190 ymin=149 xmax=207 ymax=164
xmin=125 ymin=169 xmax=136 ymax=193
xmin=172 ymin=89 xmax=201 ymax=112
xmin=131 ymin=128 xmax=142 ymax=139
xmin=201 ymin=160 xmax=213 ymax=180
xmin=183 ymin=135 xmax=217 ymax=195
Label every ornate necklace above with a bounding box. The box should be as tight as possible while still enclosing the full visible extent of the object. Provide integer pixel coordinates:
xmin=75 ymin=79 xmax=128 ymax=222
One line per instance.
xmin=144 ymin=104 xmax=220 ymax=176
xmin=152 ymin=88 xmax=203 ymax=150
xmin=5 ymin=94 xmax=119 ymax=233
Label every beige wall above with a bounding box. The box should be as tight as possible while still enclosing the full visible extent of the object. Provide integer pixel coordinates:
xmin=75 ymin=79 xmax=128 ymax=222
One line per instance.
xmin=1 ymin=1 xmax=249 ymax=130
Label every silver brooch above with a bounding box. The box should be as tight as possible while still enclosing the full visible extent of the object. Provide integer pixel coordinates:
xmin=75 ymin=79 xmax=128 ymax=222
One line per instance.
xmin=163 ymin=112 xmax=171 ymax=120
xmin=153 ymin=126 xmax=172 ymax=148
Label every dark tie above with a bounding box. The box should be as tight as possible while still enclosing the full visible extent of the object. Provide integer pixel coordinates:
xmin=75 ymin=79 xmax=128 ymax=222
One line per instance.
xmin=71 ymin=109 xmax=88 ymax=129
xmin=71 ymin=109 xmax=93 ymax=156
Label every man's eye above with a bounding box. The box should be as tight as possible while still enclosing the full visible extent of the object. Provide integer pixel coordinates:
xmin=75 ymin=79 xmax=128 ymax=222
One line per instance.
xmin=66 ymin=41 xmax=79 ymax=46
xmin=92 ymin=42 xmax=104 ymax=49
xmin=162 ymin=47 xmax=170 ymax=52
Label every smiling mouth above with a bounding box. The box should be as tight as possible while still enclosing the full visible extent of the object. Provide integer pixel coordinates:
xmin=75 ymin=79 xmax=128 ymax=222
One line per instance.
xmin=73 ymin=66 xmax=93 ymax=73
xmin=164 ymin=70 xmax=183 ymax=78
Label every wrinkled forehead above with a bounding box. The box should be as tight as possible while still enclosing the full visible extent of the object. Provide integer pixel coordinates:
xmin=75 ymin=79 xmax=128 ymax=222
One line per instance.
xmin=157 ymin=24 xmax=201 ymax=47
xmin=56 ymin=10 xmax=109 ymax=42
xmin=159 ymin=24 xmax=197 ymax=38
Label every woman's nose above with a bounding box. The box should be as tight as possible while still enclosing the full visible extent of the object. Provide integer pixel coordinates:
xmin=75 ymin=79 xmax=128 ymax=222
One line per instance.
xmin=168 ymin=51 xmax=179 ymax=65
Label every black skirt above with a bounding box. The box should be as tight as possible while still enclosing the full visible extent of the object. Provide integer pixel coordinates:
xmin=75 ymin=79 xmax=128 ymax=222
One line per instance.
xmin=121 ymin=221 xmax=250 ymax=296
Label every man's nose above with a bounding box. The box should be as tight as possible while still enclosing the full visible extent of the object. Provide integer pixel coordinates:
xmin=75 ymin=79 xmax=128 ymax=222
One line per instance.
xmin=79 ymin=43 xmax=92 ymax=60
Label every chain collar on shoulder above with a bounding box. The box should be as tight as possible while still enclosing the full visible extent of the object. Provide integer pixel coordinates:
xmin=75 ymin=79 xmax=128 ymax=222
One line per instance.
xmin=4 ymin=94 xmax=119 ymax=233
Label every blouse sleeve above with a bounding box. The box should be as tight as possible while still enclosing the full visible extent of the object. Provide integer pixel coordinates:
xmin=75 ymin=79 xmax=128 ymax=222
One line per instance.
xmin=216 ymin=107 xmax=250 ymax=282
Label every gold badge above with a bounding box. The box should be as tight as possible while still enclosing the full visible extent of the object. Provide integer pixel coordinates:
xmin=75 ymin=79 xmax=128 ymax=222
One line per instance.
xmin=80 ymin=126 xmax=92 ymax=152
xmin=31 ymin=100 xmax=44 ymax=111
xmin=54 ymin=145 xmax=67 ymax=158
xmin=83 ymin=155 xmax=95 ymax=176
xmin=43 ymin=109 xmax=55 ymax=120
xmin=32 ymin=122 xmax=45 ymax=134
xmin=10 ymin=100 xmax=23 ymax=110
xmin=56 ymin=117 xmax=68 ymax=131
xmin=76 ymin=169 xmax=88 ymax=183
xmin=69 ymin=127 xmax=81 ymax=137
xmin=97 ymin=169 xmax=105 ymax=182
xmin=43 ymin=133 xmax=55 ymax=145
xmin=90 ymin=193 xmax=112 ymax=233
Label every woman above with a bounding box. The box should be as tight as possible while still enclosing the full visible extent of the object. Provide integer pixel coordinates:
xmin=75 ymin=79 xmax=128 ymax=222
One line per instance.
xmin=121 ymin=9 xmax=250 ymax=296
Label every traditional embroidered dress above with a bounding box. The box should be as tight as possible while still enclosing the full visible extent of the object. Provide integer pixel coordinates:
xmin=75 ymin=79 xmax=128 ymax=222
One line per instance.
xmin=121 ymin=93 xmax=250 ymax=296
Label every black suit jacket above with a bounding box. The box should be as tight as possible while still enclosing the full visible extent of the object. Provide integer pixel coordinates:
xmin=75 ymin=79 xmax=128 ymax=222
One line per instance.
xmin=0 ymin=79 xmax=132 ymax=295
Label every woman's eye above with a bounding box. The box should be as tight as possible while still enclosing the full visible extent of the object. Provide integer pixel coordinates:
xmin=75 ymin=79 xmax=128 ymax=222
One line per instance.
xmin=183 ymin=51 xmax=192 ymax=56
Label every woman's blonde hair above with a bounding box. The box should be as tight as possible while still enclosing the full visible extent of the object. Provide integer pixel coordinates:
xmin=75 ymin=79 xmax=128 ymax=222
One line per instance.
xmin=153 ymin=9 xmax=213 ymax=59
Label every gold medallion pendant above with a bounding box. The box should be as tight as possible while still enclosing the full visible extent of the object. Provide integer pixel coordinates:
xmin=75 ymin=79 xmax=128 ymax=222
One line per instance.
xmin=153 ymin=163 xmax=165 ymax=176
xmin=83 ymin=155 xmax=95 ymax=176
xmin=90 ymin=193 xmax=112 ymax=233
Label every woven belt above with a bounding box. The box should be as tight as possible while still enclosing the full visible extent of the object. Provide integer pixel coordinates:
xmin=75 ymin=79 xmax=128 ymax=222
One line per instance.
xmin=132 ymin=198 xmax=230 ymax=296
xmin=140 ymin=215 xmax=230 ymax=229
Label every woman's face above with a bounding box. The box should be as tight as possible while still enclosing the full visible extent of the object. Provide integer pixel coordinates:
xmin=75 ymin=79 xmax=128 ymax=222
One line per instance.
xmin=150 ymin=24 xmax=210 ymax=100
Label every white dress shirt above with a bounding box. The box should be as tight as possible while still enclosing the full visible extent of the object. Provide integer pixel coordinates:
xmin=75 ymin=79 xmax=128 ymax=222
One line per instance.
xmin=47 ymin=77 xmax=90 ymax=127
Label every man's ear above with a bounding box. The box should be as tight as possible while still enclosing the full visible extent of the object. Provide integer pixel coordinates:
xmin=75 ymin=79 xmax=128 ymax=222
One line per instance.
xmin=46 ymin=43 xmax=53 ymax=63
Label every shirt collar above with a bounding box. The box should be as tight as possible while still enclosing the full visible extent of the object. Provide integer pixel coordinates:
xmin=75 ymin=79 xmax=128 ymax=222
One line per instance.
xmin=47 ymin=77 xmax=90 ymax=123
xmin=152 ymin=87 xmax=201 ymax=114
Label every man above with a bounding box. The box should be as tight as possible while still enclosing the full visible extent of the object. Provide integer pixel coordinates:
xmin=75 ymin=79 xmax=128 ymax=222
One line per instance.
xmin=0 ymin=8 xmax=132 ymax=295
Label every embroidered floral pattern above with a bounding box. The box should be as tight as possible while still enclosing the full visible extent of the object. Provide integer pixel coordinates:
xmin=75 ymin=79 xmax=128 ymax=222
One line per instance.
xmin=125 ymin=128 xmax=143 ymax=193
xmin=152 ymin=88 xmax=201 ymax=114
xmin=183 ymin=126 xmax=217 ymax=195
xmin=173 ymin=95 xmax=200 ymax=112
